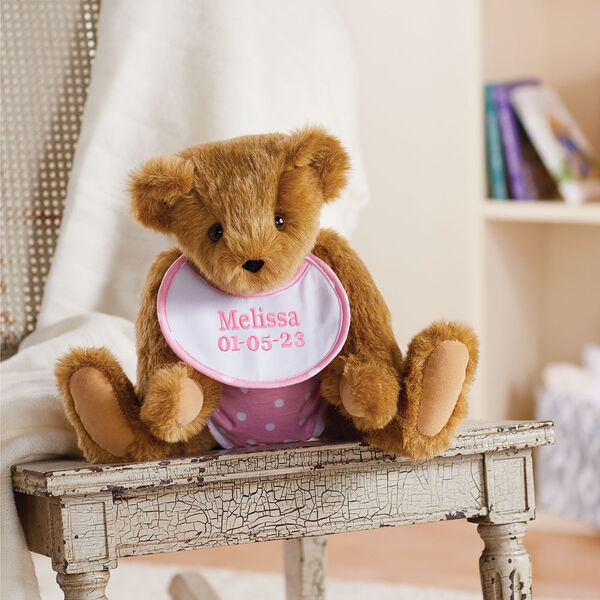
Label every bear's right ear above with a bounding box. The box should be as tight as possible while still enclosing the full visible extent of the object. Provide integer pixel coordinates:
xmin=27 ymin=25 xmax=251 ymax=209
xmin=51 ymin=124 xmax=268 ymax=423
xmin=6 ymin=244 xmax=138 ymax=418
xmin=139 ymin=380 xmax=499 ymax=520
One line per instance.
xmin=128 ymin=155 xmax=195 ymax=233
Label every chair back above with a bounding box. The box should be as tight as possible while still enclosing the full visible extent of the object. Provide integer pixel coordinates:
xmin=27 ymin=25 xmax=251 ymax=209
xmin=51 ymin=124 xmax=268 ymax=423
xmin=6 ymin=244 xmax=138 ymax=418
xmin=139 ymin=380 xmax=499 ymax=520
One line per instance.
xmin=1 ymin=0 xmax=100 ymax=358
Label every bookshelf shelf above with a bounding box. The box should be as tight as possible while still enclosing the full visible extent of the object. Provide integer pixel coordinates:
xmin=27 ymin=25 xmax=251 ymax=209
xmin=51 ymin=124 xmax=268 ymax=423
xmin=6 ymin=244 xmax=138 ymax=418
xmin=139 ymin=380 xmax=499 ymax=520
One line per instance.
xmin=474 ymin=0 xmax=600 ymax=423
xmin=482 ymin=201 xmax=600 ymax=225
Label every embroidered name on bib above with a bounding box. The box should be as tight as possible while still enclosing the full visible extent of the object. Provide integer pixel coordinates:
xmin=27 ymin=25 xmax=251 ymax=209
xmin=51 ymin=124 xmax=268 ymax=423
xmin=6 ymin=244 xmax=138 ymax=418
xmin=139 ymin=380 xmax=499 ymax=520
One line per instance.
xmin=157 ymin=254 xmax=350 ymax=389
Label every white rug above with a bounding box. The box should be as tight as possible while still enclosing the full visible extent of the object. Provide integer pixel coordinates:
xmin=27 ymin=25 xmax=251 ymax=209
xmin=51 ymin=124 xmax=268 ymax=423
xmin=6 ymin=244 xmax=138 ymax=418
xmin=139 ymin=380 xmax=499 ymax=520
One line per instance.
xmin=32 ymin=552 xmax=591 ymax=600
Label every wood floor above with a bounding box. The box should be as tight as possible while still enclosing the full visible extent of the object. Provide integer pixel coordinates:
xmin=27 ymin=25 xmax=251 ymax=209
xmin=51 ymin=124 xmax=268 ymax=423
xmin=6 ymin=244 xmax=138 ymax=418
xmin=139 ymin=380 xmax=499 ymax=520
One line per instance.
xmin=135 ymin=516 xmax=600 ymax=598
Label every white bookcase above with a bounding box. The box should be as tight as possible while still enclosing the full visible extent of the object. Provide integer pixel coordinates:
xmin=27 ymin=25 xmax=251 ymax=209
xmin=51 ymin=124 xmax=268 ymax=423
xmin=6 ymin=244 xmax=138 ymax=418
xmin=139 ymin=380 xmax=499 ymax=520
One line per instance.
xmin=473 ymin=0 xmax=600 ymax=420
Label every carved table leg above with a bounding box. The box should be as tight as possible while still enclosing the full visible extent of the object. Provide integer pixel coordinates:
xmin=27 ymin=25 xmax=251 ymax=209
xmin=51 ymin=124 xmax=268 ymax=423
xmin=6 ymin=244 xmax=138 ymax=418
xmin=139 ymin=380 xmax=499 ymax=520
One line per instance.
xmin=284 ymin=535 xmax=326 ymax=600
xmin=477 ymin=522 xmax=532 ymax=600
xmin=56 ymin=571 xmax=110 ymax=599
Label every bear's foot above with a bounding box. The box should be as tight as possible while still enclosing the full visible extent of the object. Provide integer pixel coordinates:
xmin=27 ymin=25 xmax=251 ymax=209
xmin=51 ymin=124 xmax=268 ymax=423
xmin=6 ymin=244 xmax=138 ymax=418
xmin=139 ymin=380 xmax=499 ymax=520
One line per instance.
xmin=400 ymin=321 xmax=478 ymax=460
xmin=365 ymin=321 xmax=478 ymax=461
xmin=140 ymin=363 xmax=207 ymax=443
xmin=56 ymin=347 xmax=138 ymax=463
xmin=338 ymin=356 xmax=399 ymax=431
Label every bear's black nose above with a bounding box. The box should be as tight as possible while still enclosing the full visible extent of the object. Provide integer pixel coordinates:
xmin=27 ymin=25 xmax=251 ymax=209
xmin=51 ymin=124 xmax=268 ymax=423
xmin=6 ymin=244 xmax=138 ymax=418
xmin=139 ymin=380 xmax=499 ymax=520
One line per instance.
xmin=242 ymin=259 xmax=265 ymax=273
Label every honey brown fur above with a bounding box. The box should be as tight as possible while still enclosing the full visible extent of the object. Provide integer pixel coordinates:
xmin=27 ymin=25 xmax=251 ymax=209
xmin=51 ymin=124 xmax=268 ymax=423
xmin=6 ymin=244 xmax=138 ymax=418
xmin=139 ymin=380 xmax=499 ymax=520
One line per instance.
xmin=55 ymin=126 xmax=478 ymax=464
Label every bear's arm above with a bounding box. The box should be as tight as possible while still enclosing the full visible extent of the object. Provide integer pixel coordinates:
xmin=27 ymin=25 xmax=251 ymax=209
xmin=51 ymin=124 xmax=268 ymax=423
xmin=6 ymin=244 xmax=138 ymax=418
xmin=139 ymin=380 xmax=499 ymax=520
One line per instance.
xmin=312 ymin=228 xmax=401 ymax=362
xmin=134 ymin=247 xmax=184 ymax=397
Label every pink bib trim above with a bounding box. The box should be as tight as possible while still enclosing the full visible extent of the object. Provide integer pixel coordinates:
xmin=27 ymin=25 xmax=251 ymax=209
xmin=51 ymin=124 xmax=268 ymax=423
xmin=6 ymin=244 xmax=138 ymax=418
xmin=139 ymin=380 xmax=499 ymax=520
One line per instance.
xmin=157 ymin=253 xmax=350 ymax=389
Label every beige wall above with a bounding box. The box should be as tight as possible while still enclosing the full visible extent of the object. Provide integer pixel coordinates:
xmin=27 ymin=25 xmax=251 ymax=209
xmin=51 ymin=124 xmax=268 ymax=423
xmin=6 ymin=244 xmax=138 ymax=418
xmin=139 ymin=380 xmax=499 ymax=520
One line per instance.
xmin=483 ymin=0 xmax=600 ymax=151
xmin=333 ymin=0 xmax=482 ymax=349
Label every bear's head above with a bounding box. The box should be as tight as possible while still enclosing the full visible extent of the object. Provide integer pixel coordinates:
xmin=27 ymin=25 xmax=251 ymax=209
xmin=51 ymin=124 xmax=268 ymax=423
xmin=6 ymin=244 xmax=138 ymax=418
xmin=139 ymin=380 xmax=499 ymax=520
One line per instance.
xmin=129 ymin=126 xmax=350 ymax=296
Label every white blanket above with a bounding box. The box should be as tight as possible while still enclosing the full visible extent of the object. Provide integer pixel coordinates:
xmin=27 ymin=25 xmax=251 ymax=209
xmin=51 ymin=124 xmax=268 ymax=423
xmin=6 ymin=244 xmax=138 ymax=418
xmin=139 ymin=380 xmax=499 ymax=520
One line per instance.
xmin=0 ymin=1 xmax=367 ymax=597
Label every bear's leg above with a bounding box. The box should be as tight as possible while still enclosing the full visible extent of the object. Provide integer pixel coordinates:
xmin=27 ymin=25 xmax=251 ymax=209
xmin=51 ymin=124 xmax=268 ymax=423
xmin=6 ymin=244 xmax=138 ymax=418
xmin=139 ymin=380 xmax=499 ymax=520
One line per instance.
xmin=56 ymin=347 xmax=173 ymax=463
xmin=139 ymin=363 xmax=221 ymax=444
xmin=365 ymin=321 xmax=478 ymax=460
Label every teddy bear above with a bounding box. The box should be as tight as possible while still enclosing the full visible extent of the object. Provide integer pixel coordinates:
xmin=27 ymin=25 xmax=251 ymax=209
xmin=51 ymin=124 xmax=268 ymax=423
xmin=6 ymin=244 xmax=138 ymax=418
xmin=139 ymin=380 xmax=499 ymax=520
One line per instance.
xmin=55 ymin=126 xmax=478 ymax=465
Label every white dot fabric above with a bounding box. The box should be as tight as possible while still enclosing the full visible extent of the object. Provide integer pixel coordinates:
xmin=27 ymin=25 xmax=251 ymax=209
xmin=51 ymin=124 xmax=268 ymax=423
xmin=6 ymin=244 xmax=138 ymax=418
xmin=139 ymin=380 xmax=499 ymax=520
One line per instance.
xmin=208 ymin=378 xmax=325 ymax=449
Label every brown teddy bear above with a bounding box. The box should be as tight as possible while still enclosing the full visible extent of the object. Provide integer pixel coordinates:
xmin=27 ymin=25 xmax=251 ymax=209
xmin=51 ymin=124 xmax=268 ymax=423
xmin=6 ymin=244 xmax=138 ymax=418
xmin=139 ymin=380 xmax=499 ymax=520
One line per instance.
xmin=55 ymin=126 xmax=478 ymax=464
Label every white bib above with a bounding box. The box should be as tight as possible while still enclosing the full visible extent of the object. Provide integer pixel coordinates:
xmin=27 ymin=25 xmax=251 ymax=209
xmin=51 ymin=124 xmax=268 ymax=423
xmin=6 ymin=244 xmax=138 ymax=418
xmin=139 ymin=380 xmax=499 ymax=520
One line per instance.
xmin=157 ymin=254 xmax=350 ymax=389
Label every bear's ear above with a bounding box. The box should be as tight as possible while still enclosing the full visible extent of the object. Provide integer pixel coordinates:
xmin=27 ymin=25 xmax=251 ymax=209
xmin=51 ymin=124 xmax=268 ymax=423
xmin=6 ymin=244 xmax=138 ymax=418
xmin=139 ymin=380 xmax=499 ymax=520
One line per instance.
xmin=285 ymin=126 xmax=350 ymax=202
xmin=128 ymin=155 xmax=195 ymax=233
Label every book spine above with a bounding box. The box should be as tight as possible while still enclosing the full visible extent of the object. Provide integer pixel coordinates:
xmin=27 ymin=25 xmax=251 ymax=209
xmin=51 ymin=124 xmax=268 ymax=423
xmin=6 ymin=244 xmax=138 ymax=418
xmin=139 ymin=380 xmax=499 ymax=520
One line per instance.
xmin=494 ymin=85 xmax=529 ymax=200
xmin=485 ymin=85 xmax=508 ymax=199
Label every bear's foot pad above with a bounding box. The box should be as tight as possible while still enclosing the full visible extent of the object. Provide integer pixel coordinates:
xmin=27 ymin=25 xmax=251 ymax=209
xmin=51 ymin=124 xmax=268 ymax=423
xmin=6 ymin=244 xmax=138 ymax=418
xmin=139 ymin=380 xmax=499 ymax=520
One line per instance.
xmin=70 ymin=367 xmax=134 ymax=456
xmin=417 ymin=341 xmax=469 ymax=437
xmin=175 ymin=378 xmax=205 ymax=426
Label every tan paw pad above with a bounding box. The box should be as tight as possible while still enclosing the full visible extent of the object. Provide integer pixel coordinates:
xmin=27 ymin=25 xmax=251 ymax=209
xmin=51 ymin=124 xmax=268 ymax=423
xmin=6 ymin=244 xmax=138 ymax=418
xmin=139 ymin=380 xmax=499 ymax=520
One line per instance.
xmin=70 ymin=367 xmax=135 ymax=457
xmin=417 ymin=341 xmax=469 ymax=437
xmin=175 ymin=378 xmax=204 ymax=426
xmin=340 ymin=375 xmax=365 ymax=417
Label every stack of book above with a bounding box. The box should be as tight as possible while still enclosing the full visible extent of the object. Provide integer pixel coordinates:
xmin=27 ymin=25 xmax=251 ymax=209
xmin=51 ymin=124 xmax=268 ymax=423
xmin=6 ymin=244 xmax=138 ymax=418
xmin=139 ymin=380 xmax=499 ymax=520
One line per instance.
xmin=485 ymin=80 xmax=600 ymax=204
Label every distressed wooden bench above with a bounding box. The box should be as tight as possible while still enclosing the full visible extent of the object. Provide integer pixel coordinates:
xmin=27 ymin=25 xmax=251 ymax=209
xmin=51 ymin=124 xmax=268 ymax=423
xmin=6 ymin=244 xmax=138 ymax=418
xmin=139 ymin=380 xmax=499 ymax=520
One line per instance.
xmin=12 ymin=419 xmax=553 ymax=599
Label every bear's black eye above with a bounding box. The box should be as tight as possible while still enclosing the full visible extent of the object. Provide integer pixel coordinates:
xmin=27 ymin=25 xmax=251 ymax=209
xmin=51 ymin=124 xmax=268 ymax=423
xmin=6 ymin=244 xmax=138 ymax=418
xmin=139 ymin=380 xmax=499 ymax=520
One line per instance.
xmin=208 ymin=223 xmax=223 ymax=242
xmin=274 ymin=215 xmax=285 ymax=230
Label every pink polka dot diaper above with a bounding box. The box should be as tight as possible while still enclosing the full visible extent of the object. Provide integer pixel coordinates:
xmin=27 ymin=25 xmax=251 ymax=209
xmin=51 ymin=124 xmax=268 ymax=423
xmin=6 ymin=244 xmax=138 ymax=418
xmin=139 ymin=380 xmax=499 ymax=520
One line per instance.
xmin=208 ymin=375 xmax=325 ymax=448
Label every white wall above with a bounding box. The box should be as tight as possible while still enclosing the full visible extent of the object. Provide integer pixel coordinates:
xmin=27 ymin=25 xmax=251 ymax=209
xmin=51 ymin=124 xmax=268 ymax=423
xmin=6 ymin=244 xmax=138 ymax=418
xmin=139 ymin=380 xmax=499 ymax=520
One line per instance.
xmin=333 ymin=0 xmax=482 ymax=351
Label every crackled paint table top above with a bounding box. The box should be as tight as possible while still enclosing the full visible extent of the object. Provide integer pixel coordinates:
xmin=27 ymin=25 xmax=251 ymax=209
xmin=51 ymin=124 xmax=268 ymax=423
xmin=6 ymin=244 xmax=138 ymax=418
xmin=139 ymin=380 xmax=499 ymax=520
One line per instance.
xmin=13 ymin=420 xmax=554 ymax=498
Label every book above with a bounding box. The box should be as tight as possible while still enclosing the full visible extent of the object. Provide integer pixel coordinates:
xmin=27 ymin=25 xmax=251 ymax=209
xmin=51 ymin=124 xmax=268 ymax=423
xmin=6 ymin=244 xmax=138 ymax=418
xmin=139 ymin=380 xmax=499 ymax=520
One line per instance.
xmin=484 ymin=85 xmax=508 ymax=199
xmin=510 ymin=84 xmax=600 ymax=204
xmin=493 ymin=79 xmax=539 ymax=200
xmin=517 ymin=118 xmax=560 ymax=200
